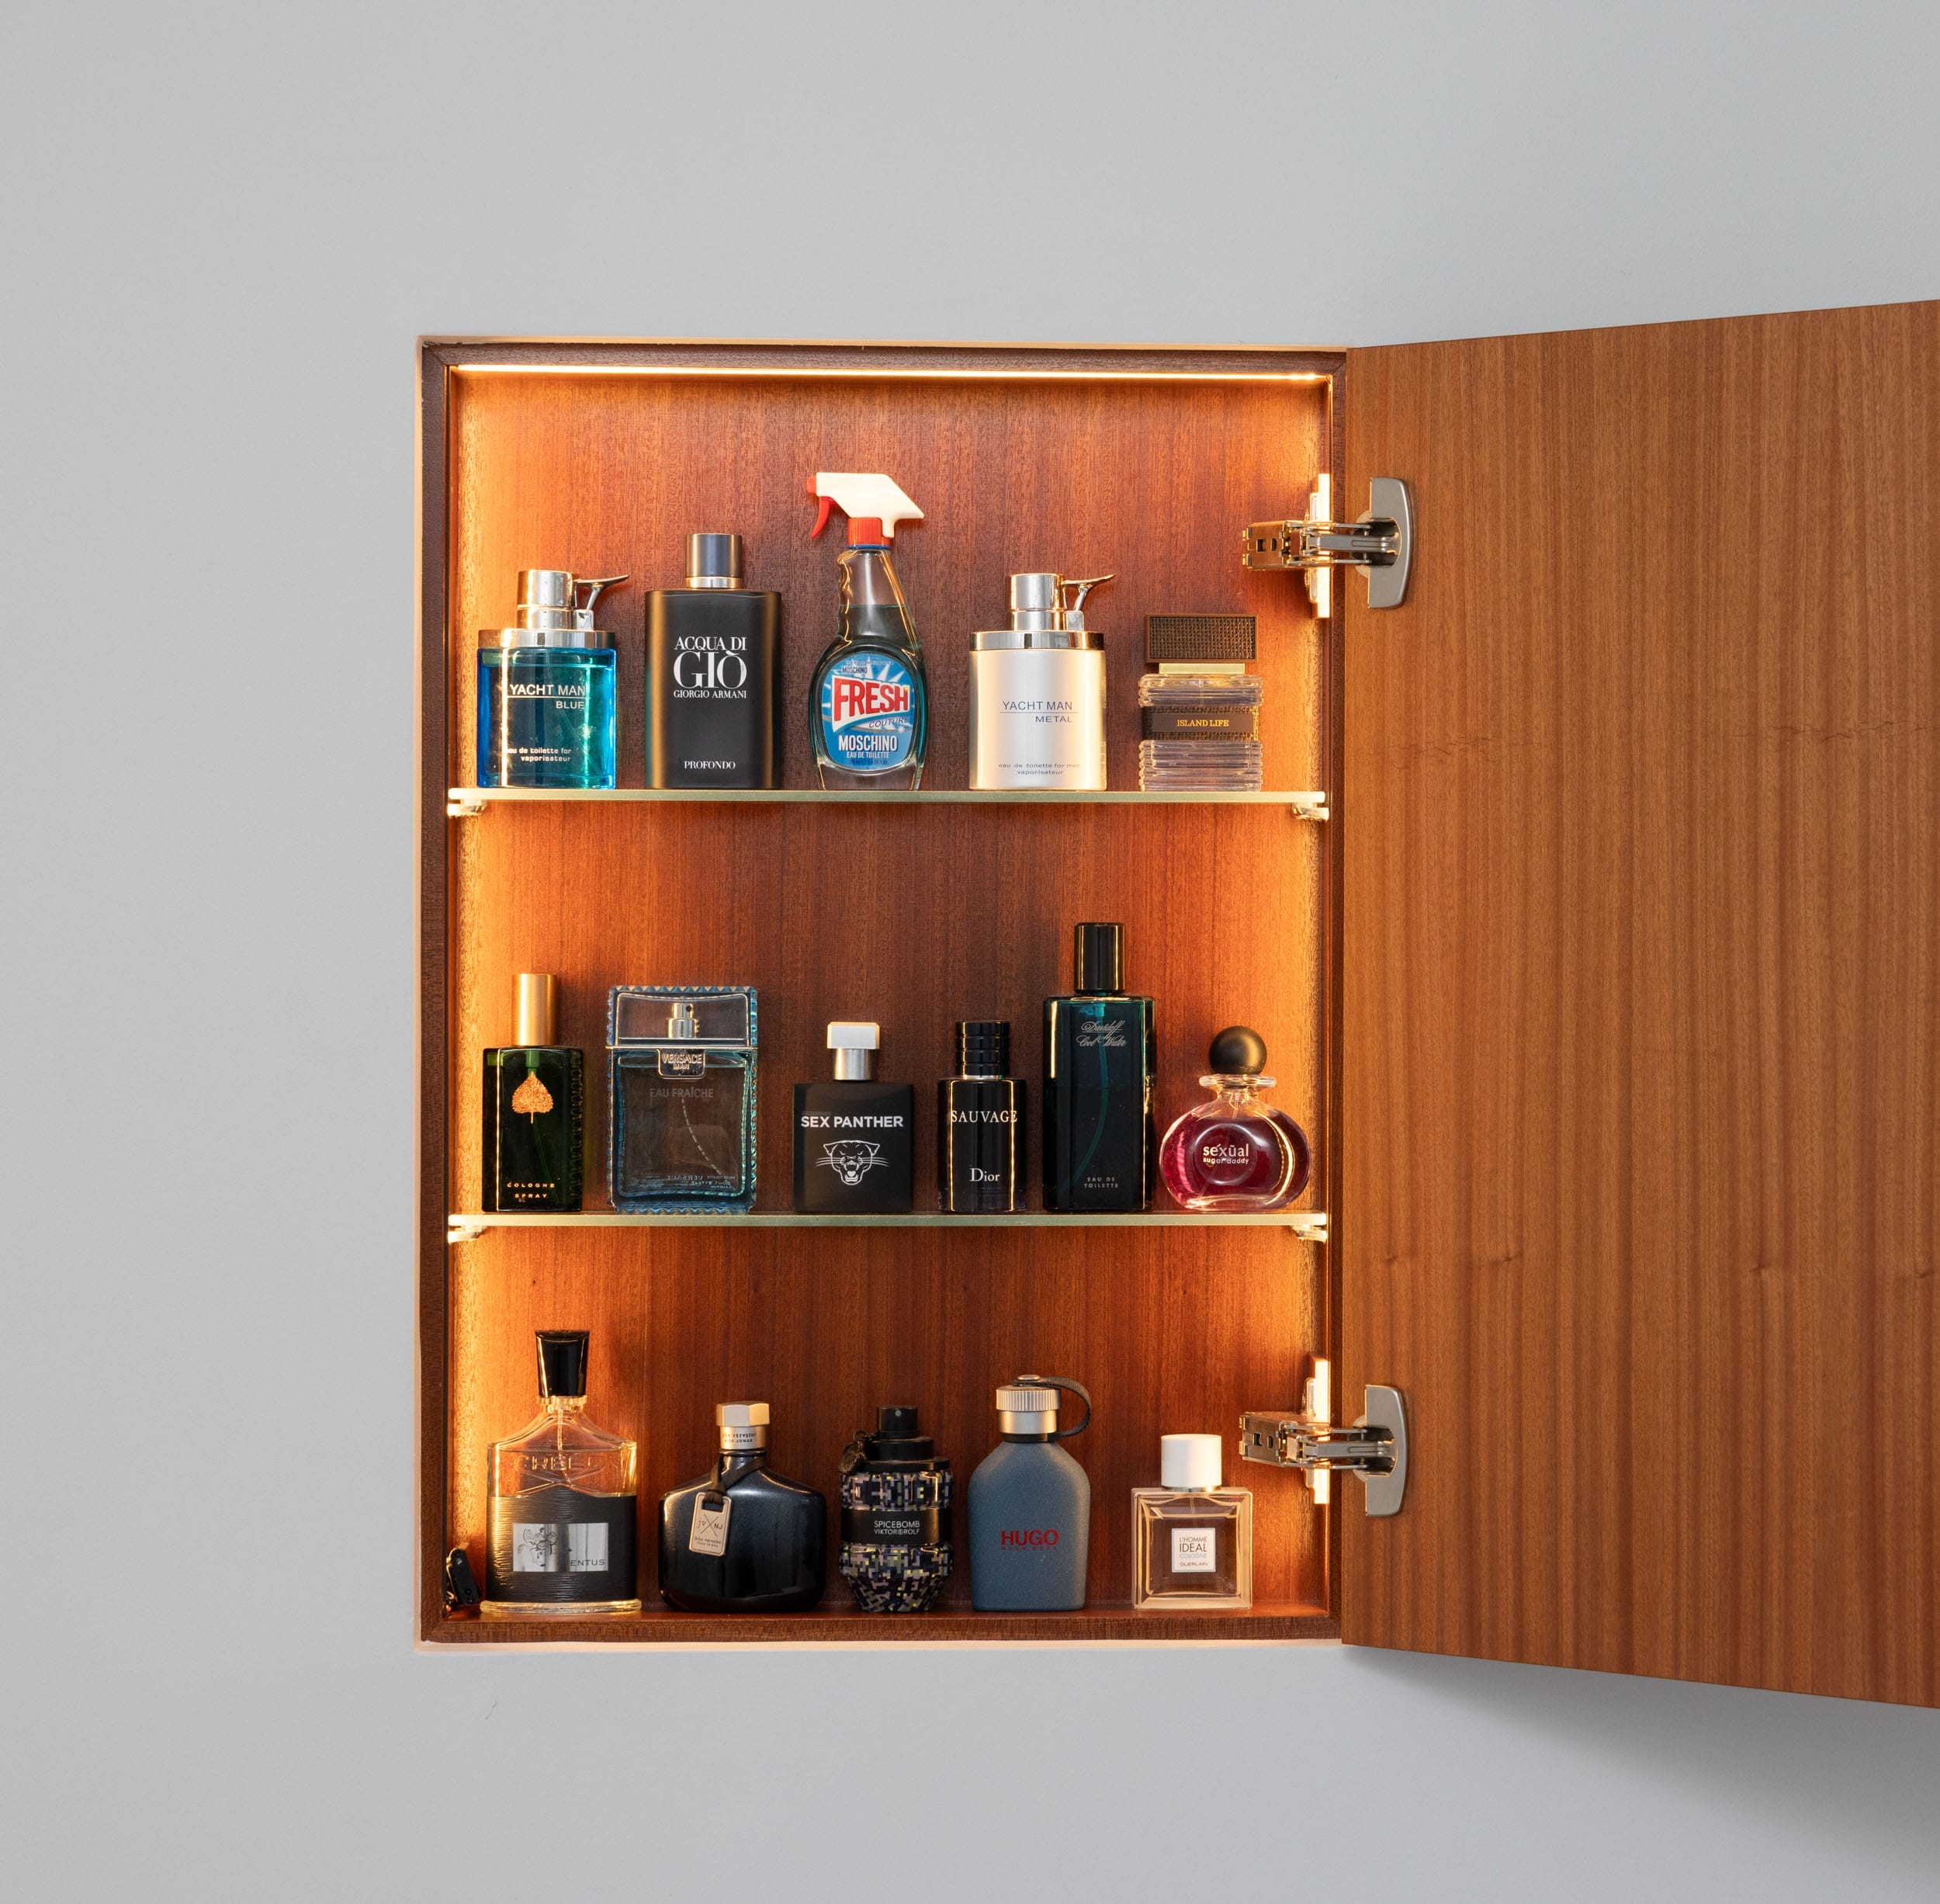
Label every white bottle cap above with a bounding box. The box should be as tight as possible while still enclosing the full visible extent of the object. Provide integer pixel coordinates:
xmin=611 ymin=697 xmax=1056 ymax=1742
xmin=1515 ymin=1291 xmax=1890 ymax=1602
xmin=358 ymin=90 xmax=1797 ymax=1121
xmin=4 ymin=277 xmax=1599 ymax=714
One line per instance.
xmin=1160 ymin=1433 xmax=1223 ymax=1490
xmin=826 ymin=1021 xmax=881 ymax=1049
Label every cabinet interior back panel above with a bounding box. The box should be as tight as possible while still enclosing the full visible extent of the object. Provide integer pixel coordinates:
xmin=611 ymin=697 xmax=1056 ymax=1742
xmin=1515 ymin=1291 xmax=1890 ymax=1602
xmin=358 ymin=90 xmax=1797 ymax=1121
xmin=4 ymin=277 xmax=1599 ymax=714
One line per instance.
xmin=433 ymin=362 xmax=1336 ymax=1623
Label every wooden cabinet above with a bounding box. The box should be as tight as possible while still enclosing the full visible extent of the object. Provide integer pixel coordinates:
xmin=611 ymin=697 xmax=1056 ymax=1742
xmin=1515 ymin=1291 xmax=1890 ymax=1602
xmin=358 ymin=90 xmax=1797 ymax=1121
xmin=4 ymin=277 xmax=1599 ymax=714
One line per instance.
xmin=419 ymin=309 xmax=1938 ymax=1703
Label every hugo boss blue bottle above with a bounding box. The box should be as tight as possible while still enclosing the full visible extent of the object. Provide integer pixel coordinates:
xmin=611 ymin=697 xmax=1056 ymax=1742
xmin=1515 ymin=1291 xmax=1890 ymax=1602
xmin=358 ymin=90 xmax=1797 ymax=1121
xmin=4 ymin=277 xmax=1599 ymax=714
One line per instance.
xmin=806 ymin=473 xmax=927 ymax=790
xmin=476 ymin=568 xmax=623 ymax=789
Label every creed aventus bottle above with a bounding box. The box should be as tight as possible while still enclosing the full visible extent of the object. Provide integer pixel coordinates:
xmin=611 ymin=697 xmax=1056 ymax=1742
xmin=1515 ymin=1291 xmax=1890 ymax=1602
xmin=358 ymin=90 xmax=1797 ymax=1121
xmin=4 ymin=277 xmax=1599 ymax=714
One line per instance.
xmin=483 ymin=1330 xmax=640 ymax=1618
xmin=806 ymin=472 xmax=928 ymax=790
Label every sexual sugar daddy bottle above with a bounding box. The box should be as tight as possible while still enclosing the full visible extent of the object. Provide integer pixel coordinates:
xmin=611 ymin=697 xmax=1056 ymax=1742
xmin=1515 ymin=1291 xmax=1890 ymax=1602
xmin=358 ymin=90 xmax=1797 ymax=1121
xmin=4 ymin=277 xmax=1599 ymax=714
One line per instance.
xmin=806 ymin=472 xmax=928 ymax=790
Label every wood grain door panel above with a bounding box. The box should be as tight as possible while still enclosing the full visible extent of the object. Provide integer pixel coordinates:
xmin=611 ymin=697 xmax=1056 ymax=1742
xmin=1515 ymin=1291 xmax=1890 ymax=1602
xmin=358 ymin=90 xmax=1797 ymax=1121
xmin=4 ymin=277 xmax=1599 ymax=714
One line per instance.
xmin=1341 ymin=301 xmax=1939 ymax=1705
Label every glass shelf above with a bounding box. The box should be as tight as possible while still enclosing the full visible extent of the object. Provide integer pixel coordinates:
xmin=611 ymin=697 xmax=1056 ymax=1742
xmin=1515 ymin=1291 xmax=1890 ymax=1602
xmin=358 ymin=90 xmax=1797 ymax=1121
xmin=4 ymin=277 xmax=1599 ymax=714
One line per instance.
xmin=449 ymin=1210 xmax=1329 ymax=1243
xmin=448 ymin=786 xmax=1328 ymax=818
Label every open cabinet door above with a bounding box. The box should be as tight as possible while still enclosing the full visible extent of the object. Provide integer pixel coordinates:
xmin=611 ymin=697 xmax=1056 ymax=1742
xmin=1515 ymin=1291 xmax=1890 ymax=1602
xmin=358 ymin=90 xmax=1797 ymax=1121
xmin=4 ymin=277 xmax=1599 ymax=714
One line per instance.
xmin=1339 ymin=301 xmax=1938 ymax=1705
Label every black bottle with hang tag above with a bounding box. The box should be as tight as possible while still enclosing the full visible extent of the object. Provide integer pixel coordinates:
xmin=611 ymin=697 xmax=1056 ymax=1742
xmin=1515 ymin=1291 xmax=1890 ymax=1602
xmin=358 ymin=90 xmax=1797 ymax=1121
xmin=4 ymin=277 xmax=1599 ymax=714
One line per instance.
xmin=646 ymin=532 xmax=781 ymax=788
xmin=659 ymin=1403 xmax=826 ymax=1614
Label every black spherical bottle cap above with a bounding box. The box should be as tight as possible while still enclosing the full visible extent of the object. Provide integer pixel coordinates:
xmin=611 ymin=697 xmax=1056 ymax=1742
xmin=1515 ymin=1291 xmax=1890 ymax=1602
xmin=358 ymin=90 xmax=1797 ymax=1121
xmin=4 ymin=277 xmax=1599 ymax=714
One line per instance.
xmin=954 ymin=1019 xmax=1010 ymax=1075
xmin=1074 ymin=921 xmax=1125 ymax=994
xmin=535 ymin=1329 xmax=590 ymax=1400
xmin=1208 ymin=1025 xmax=1267 ymax=1075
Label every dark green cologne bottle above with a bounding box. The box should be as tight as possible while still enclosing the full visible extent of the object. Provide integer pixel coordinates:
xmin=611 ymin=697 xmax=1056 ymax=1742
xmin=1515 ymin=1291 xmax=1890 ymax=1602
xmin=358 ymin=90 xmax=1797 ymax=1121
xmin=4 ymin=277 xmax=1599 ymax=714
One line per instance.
xmin=483 ymin=972 xmax=584 ymax=1211
xmin=1042 ymin=924 xmax=1156 ymax=1212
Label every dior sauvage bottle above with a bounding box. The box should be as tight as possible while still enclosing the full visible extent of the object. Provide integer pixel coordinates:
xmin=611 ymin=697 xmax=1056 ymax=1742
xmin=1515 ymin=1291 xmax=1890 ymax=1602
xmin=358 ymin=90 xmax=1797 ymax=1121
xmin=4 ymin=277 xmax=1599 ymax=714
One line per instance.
xmin=1043 ymin=923 xmax=1156 ymax=1212
xmin=968 ymin=572 xmax=1113 ymax=790
xmin=793 ymin=1021 xmax=914 ymax=1213
xmin=476 ymin=569 xmax=623 ymax=789
xmin=482 ymin=973 xmax=584 ymax=1212
xmin=966 ymin=1376 xmax=1092 ymax=1611
xmin=483 ymin=1330 xmax=640 ymax=1618
xmin=645 ymin=532 xmax=781 ymax=788
xmin=1131 ymin=1433 xmax=1252 ymax=1611
xmin=659 ymin=1403 xmax=827 ymax=1614
xmin=937 ymin=1018 xmax=1025 ymax=1212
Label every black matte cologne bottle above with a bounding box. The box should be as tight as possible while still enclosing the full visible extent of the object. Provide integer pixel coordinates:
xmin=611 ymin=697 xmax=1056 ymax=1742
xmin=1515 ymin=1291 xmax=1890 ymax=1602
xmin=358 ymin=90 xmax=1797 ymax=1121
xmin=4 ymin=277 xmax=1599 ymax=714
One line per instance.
xmin=645 ymin=532 xmax=781 ymax=788
xmin=1043 ymin=924 xmax=1156 ymax=1212
xmin=659 ymin=1403 xmax=827 ymax=1614
xmin=938 ymin=1019 xmax=1025 ymax=1211
xmin=793 ymin=1021 xmax=914 ymax=1213
xmin=482 ymin=973 xmax=584 ymax=1211
xmin=483 ymin=1330 xmax=640 ymax=1618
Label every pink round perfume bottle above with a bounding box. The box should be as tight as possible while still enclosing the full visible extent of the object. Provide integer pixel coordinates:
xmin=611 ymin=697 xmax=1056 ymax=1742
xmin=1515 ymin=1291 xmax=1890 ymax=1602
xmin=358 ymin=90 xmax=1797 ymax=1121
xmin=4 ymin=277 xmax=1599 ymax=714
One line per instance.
xmin=1159 ymin=1026 xmax=1311 ymax=1211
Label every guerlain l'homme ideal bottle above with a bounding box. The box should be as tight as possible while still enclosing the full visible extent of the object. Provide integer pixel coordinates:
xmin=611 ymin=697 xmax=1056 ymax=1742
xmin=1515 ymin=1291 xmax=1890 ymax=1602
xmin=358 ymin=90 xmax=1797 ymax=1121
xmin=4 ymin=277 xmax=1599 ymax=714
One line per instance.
xmin=482 ymin=1330 xmax=640 ymax=1618
xmin=1043 ymin=923 xmax=1156 ymax=1212
xmin=1131 ymin=1432 xmax=1252 ymax=1612
xmin=482 ymin=973 xmax=584 ymax=1212
xmin=644 ymin=532 xmax=781 ymax=788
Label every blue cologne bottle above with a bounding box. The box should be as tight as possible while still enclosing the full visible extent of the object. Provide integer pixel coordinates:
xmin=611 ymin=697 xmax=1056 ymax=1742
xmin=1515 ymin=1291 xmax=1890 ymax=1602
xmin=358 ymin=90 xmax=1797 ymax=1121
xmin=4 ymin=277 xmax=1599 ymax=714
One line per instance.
xmin=607 ymin=986 xmax=757 ymax=1212
xmin=476 ymin=568 xmax=624 ymax=789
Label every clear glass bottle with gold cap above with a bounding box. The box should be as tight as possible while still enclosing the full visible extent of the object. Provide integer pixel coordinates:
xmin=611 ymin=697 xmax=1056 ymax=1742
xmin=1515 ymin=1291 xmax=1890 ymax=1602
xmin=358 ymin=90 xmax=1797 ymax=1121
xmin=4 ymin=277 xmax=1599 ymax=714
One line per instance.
xmin=482 ymin=973 xmax=584 ymax=1212
xmin=476 ymin=567 xmax=624 ymax=789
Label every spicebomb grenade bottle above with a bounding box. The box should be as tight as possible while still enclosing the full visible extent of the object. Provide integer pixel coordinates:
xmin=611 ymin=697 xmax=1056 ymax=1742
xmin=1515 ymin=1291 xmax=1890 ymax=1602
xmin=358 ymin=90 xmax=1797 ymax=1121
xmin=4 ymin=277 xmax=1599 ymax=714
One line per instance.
xmin=838 ymin=1406 xmax=953 ymax=1613
xmin=966 ymin=1376 xmax=1093 ymax=1611
xmin=793 ymin=1021 xmax=915 ymax=1213
xmin=482 ymin=973 xmax=584 ymax=1212
xmin=1043 ymin=922 xmax=1157 ymax=1211
xmin=659 ymin=1403 xmax=827 ymax=1614
xmin=482 ymin=1330 xmax=640 ymax=1618
xmin=476 ymin=569 xmax=623 ymax=789
xmin=645 ymin=532 xmax=781 ymax=788
xmin=806 ymin=472 xmax=928 ymax=790
xmin=937 ymin=1018 xmax=1025 ymax=1211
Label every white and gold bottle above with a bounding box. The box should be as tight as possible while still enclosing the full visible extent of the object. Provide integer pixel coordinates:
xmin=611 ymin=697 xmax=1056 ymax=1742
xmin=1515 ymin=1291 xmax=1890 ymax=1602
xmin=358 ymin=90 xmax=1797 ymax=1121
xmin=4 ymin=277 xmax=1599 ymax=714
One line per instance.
xmin=968 ymin=571 xmax=1113 ymax=790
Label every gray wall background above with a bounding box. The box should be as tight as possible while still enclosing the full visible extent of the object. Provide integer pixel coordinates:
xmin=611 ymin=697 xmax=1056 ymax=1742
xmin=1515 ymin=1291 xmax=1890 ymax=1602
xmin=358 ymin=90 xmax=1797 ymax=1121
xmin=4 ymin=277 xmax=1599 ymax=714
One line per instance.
xmin=5 ymin=2 xmax=1938 ymax=1897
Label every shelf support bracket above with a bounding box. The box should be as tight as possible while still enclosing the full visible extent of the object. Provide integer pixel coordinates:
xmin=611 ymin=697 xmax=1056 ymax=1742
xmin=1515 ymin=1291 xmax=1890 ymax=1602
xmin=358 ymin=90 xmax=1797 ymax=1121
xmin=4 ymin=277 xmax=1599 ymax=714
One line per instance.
xmin=1242 ymin=477 xmax=1414 ymax=610
xmin=1239 ymin=1384 xmax=1408 ymax=1516
xmin=1287 ymin=793 xmax=1329 ymax=822
xmin=447 ymin=791 xmax=489 ymax=818
xmin=447 ymin=1216 xmax=489 ymax=1243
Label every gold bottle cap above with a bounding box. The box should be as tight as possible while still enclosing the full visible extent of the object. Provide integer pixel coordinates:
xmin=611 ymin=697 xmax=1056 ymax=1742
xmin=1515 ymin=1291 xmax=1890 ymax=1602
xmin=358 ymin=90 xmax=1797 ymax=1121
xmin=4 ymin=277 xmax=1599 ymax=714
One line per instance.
xmin=514 ymin=973 xmax=557 ymax=1048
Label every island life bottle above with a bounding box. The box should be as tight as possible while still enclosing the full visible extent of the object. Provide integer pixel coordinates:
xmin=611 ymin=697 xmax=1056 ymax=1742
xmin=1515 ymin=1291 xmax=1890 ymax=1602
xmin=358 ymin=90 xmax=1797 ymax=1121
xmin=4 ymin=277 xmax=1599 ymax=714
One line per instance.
xmin=806 ymin=472 xmax=928 ymax=790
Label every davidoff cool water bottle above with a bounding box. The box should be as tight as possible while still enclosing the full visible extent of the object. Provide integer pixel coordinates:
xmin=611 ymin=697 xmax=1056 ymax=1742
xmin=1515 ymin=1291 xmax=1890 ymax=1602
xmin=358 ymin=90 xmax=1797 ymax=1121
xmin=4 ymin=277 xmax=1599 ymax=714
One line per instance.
xmin=966 ymin=1376 xmax=1092 ymax=1611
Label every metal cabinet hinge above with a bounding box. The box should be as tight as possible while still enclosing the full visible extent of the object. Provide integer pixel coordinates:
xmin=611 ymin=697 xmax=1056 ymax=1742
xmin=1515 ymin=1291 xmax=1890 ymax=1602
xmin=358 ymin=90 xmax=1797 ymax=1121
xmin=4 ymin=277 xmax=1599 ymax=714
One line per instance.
xmin=1240 ymin=1382 xmax=1408 ymax=1517
xmin=1242 ymin=476 xmax=1414 ymax=611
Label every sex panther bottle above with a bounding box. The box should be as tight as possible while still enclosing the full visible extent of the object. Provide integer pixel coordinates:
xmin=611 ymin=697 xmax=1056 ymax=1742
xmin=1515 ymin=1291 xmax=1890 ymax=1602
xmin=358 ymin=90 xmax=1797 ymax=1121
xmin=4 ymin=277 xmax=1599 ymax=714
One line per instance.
xmin=793 ymin=1021 xmax=914 ymax=1214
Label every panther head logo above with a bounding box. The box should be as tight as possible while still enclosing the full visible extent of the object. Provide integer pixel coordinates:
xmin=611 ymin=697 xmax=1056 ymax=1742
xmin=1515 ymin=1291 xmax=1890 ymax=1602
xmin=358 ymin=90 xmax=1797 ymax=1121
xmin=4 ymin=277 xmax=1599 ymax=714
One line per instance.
xmin=819 ymin=1139 xmax=884 ymax=1187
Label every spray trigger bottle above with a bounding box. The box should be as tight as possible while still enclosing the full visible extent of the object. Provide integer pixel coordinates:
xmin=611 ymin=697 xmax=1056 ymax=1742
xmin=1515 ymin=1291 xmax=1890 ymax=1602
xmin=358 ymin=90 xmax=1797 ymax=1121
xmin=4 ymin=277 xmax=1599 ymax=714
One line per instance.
xmin=806 ymin=472 xmax=929 ymax=790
